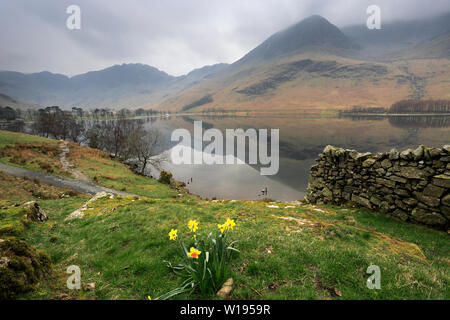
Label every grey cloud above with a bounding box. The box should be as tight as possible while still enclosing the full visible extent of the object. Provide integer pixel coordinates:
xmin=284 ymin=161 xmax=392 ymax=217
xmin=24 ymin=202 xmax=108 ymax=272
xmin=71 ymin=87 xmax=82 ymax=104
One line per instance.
xmin=1 ymin=0 xmax=449 ymax=76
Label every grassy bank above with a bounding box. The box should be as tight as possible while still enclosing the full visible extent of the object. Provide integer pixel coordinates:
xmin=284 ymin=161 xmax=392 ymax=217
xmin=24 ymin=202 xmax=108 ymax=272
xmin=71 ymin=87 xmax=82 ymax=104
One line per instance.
xmin=0 ymin=130 xmax=449 ymax=300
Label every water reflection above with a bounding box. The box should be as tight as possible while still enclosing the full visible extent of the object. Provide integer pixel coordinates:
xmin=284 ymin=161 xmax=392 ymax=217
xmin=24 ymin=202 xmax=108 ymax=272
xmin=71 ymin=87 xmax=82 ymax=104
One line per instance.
xmin=144 ymin=114 xmax=449 ymax=201
xmin=388 ymin=116 xmax=450 ymax=128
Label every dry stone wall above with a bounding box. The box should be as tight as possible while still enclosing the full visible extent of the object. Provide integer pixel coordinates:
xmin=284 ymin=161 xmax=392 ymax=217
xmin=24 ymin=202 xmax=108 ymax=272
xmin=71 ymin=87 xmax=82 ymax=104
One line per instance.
xmin=306 ymin=145 xmax=450 ymax=231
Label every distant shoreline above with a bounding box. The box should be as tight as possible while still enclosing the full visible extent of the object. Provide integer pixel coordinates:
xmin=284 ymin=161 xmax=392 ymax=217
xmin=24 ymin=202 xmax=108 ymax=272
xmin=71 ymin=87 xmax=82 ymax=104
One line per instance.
xmin=338 ymin=113 xmax=450 ymax=117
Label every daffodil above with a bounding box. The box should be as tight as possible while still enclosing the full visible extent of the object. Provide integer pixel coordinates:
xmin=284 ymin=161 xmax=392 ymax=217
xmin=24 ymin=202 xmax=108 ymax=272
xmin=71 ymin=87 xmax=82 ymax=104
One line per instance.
xmin=188 ymin=219 xmax=199 ymax=233
xmin=218 ymin=223 xmax=226 ymax=234
xmin=224 ymin=218 xmax=236 ymax=230
xmin=169 ymin=229 xmax=178 ymax=240
xmin=188 ymin=247 xmax=201 ymax=259
xmin=147 ymin=296 xmax=152 ymax=300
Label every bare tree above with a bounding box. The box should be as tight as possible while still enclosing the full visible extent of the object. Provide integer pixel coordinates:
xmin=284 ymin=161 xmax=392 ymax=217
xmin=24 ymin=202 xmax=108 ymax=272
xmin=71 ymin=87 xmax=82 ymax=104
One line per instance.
xmin=128 ymin=126 xmax=166 ymax=175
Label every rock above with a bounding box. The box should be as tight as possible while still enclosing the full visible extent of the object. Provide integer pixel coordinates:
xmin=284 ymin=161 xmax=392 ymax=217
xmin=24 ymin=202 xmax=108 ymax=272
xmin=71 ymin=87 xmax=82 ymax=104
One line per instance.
xmin=323 ymin=145 xmax=339 ymax=156
xmin=399 ymin=167 xmax=425 ymax=179
xmin=388 ymin=175 xmax=407 ymax=184
xmin=403 ymin=198 xmax=418 ymax=207
xmin=376 ymin=178 xmax=396 ymax=188
xmin=432 ymin=175 xmax=450 ymax=189
xmin=400 ymin=149 xmax=413 ymax=160
xmin=411 ymin=208 xmax=447 ymax=226
xmin=394 ymin=188 xmax=410 ymax=197
xmin=413 ymin=192 xmax=440 ymax=207
xmin=322 ymin=187 xmax=333 ymax=199
xmin=392 ymin=209 xmax=409 ymax=221
xmin=83 ymin=282 xmax=95 ymax=291
xmin=429 ymin=148 xmax=442 ymax=159
xmin=348 ymin=150 xmax=359 ymax=160
xmin=23 ymin=201 xmax=48 ymax=222
xmin=442 ymin=194 xmax=450 ymax=207
xmin=422 ymin=185 xmax=445 ymax=198
xmin=355 ymin=152 xmax=372 ymax=161
xmin=443 ymin=145 xmax=450 ymax=153
xmin=381 ymin=159 xmax=392 ymax=169
xmin=369 ymin=196 xmax=383 ymax=207
xmin=66 ymin=192 xmax=113 ymax=220
xmin=351 ymin=194 xmax=372 ymax=209
xmin=217 ymin=278 xmax=233 ymax=298
xmin=395 ymin=200 xmax=408 ymax=211
xmin=412 ymin=146 xmax=424 ymax=160
xmin=389 ymin=148 xmax=400 ymax=160
xmin=362 ymin=158 xmax=376 ymax=167
xmin=440 ymin=205 xmax=450 ymax=219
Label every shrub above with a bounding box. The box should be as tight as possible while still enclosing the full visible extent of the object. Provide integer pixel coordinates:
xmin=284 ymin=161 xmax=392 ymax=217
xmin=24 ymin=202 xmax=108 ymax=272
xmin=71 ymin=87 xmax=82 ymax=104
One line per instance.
xmin=158 ymin=170 xmax=173 ymax=185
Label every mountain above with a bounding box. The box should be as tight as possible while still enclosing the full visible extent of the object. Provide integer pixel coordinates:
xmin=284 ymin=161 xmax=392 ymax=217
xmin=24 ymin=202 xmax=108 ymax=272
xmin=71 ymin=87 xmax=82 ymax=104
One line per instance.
xmin=237 ymin=15 xmax=359 ymax=65
xmin=1 ymin=14 xmax=450 ymax=111
xmin=156 ymin=14 xmax=450 ymax=111
xmin=71 ymin=64 xmax=173 ymax=88
xmin=0 ymin=64 xmax=176 ymax=109
xmin=342 ymin=12 xmax=450 ymax=60
xmin=0 ymin=92 xmax=41 ymax=110
xmin=0 ymin=63 xmax=231 ymax=110
xmin=387 ymin=32 xmax=450 ymax=60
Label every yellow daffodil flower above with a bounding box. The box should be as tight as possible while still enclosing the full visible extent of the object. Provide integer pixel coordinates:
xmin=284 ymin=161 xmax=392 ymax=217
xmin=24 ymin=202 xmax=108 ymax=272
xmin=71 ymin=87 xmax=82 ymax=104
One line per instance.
xmin=169 ymin=229 xmax=178 ymax=240
xmin=188 ymin=219 xmax=199 ymax=233
xmin=188 ymin=247 xmax=201 ymax=259
xmin=224 ymin=218 xmax=236 ymax=230
xmin=218 ymin=223 xmax=226 ymax=233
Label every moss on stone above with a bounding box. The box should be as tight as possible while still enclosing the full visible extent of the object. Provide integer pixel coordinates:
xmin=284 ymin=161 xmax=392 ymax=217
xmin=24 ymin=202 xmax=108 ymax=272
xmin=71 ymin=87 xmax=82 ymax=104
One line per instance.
xmin=0 ymin=238 xmax=52 ymax=299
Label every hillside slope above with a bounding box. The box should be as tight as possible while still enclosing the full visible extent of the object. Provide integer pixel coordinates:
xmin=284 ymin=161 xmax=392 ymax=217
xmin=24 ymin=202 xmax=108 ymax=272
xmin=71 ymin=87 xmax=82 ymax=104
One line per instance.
xmin=156 ymin=15 xmax=450 ymax=112
xmin=0 ymin=130 xmax=449 ymax=300
xmin=0 ymin=92 xmax=41 ymax=110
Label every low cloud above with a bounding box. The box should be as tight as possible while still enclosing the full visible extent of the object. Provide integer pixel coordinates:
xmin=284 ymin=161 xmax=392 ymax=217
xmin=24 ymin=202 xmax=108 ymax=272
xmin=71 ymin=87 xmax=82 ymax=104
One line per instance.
xmin=0 ymin=0 xmax=449 ymax=76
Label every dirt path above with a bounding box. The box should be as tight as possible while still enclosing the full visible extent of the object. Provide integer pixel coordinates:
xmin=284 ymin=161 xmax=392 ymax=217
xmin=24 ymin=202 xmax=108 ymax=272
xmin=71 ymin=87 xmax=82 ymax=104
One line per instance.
xmin=0 ymin=162 xmax=135 ymax=196
xmin=59 ymin=142 xmax=90 ymax=181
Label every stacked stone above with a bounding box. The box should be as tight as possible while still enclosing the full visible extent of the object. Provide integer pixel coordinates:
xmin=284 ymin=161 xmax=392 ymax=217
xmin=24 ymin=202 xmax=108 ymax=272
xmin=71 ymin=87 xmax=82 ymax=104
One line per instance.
xmin=306 ymin=145 xmax=450 ymax=231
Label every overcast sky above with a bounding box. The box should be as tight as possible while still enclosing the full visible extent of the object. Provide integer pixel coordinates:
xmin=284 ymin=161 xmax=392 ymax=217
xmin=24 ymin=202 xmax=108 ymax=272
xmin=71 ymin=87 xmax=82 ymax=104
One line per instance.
xmin=1 ymin=0 xmax=449 ymax=76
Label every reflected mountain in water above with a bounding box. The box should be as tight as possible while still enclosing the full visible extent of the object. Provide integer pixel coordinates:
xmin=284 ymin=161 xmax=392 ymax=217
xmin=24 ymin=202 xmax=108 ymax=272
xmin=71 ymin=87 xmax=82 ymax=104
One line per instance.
xmin=144 ymin=114 xmax=449 ymax=200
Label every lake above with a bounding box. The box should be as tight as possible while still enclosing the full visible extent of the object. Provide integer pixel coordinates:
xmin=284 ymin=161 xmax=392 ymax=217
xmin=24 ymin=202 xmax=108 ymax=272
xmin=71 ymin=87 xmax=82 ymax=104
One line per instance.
xmin=144 ymin=114 xmax=450 ymax=201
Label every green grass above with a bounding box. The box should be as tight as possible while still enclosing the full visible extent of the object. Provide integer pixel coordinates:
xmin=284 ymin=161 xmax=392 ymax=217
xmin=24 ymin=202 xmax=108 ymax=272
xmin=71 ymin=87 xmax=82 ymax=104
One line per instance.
xmin=0 ymin=130 xmax=53 ymax=148
xmin=15 ymin=198 xmax=449 ymax=300
xmin=0 ymin=130 xmax=69 ymax=177
xmin=0 ymin=130 xmax=449 ymax=300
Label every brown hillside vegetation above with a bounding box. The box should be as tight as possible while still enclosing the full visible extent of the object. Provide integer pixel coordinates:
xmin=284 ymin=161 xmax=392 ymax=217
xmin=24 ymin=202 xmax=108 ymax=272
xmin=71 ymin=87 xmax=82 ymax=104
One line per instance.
xmin=156 ymin=55 xmax=450 ymax=112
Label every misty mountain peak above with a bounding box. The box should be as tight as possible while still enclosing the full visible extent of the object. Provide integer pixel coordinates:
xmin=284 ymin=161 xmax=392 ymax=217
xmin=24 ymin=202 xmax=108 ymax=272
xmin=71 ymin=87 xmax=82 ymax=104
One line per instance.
xmin=238 ymin=15 xmax=358 ymax=63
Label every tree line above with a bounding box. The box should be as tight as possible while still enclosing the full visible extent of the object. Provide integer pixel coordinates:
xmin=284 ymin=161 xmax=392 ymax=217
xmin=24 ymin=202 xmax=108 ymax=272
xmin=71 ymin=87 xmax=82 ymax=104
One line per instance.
xmin=0 ymin=105 xmax=167 ymax=175
xmin=85 ymin=118 xmax=165 ymax=174
xmin=388 ymin=100 xmax=450 ymax=114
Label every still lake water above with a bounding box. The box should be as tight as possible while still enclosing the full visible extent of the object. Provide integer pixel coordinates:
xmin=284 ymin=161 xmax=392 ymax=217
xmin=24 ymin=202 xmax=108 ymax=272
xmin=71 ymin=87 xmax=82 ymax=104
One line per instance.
xmin=144 ymin=114 xmax=450 ymax=201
